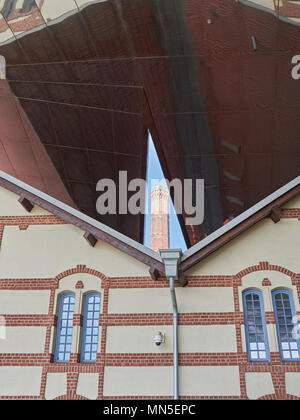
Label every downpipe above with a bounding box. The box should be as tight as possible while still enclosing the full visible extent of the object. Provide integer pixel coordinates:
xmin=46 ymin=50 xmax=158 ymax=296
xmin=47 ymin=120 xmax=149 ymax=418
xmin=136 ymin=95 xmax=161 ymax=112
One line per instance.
xmin=169 ymin=276 xmax=179 ymax=400
xmin=159 ymin=249 xmax=182 ymax=401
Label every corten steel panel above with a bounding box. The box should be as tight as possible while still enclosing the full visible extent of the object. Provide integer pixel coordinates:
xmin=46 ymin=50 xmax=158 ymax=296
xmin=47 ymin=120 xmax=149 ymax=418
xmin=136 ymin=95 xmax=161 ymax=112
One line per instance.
xmin=0 ymin=0 xmax=299 ymax=246
xmin=0 ymin=79 xmax=74 ymax=205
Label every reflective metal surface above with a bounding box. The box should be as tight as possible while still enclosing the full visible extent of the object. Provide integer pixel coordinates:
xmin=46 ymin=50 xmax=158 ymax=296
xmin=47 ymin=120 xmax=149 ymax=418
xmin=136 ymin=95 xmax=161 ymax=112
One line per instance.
xmin=0 ymin=0 xmax=299 ymax=246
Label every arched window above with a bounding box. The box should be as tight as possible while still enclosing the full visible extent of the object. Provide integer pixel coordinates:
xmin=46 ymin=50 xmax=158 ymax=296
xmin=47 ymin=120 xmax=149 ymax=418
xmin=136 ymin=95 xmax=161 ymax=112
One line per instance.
xmin=80 ymin=293 xmax=101 ymax=363
xmin=243 ymin=290 xmax=270 ymax=362
xmin=272 ymin=289 xmax=300 ymax=361
xmin=54 ymin=293 xmax=75 ymax=363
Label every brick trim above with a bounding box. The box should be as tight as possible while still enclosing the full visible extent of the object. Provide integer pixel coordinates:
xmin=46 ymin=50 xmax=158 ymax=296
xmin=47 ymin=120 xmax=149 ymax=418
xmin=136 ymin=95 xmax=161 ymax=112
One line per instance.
xmin=0 ymin=279 xmax=57 ymax=289
xmin=0 ymin=310 xmax=285 ymax=329
xmin=1 ymin=266 xmax=298 ymax=291
xmin=262 ymin=278 xmax=272 ymax=286
xmin=236 ymin=261 xmax=296 ymax=280
xmin=103 ymin=395 xmax=243 ymax=400
xmin=0 ymin=215 xmax=66 ymax=225
xmin=0 ymin=262 xmax=300 ymax=399
xmin=281 ymin=208 xmax=300 ymax=220
xmin=2 ymin=315 xmax=55 ymax=326
xmin=103 ymin=312 xmax=243 ymax=326
xmin=55 ymin=265 xmax=108 ymax=286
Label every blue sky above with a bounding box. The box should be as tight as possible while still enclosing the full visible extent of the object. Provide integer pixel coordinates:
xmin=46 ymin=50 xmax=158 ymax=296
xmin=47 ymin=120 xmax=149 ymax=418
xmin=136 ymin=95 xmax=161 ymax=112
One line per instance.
xmin=143 ymin=134 xmax=187 ymax=251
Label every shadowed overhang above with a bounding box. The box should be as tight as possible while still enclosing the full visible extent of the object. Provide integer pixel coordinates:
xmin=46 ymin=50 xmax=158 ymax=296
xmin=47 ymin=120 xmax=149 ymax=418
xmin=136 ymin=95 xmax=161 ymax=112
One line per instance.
xmin=0 ymin=0 xmax=300 ymax=247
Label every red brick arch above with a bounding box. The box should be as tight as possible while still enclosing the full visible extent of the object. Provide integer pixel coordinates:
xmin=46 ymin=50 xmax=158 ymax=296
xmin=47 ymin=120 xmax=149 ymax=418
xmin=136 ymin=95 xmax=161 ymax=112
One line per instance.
xmin=236 ymin=261 xmax=296 ymax=281
xmin=54 ymin=265 xmax=109 ymax=288
xmin=286 ymin=394 xmax=300 ymax=400
xmin=51 ymin=373 xmax=90 ymax=400
xmin=53 ymin=394 xmax=88 ymax=400
xmin=257 ymin=394 xmax=277 ymax=400
xmin=258 ymin=393 xmax=300 ymax=400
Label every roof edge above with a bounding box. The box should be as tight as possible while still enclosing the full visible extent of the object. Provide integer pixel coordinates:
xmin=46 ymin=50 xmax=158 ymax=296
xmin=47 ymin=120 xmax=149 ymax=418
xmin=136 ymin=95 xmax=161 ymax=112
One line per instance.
xmin=0 ymin=170 xmax=164 ymax=273
xmin=181 ymin=176 xmax=300 ymax=272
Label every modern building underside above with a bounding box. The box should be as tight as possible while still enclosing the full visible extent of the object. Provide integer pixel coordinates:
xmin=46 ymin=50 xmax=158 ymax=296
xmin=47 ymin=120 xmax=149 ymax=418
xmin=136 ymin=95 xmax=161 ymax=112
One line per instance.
xmin=0 ymin=0 xmax=299 ymax=248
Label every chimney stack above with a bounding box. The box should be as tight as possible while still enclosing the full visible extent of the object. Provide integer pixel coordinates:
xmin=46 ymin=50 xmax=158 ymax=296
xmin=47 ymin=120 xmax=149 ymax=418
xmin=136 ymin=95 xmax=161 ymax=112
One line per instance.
xmin=150 ymin=186 xmax=170 ymax=252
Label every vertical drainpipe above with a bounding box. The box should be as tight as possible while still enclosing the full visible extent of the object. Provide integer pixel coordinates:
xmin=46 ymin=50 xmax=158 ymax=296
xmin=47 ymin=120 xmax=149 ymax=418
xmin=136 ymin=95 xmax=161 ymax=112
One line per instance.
xmin=169 ymin=275 xmax=179 ymax=400
xmin=160 ymin=249 xmax=182 ymax=400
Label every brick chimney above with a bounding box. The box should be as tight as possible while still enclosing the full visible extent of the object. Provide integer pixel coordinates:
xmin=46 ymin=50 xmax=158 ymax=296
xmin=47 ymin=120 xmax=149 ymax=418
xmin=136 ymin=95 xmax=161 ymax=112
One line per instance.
xmin=150 ymin=186 xmax=170 ymax=252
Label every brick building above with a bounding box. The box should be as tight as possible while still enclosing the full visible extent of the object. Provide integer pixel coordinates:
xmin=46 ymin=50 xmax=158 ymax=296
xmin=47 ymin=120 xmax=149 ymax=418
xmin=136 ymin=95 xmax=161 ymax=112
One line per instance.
xmin=150 ymin=186 xmax=170 ymax=253
xmin=0 ymin=171 xmax=299 ymax=400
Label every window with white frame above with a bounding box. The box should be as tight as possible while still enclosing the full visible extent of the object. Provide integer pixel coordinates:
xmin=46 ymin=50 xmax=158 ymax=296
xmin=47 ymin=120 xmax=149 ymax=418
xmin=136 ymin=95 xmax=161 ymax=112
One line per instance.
xmin=272 ymin=289 xmax=300 ymax=362
xmin=80 ymin=292 xmax=101 ymax=363
xmin=243 ymin=289 xmax=270 ymax=362
xmin=54 ymin=293 xmax=75 ymax=363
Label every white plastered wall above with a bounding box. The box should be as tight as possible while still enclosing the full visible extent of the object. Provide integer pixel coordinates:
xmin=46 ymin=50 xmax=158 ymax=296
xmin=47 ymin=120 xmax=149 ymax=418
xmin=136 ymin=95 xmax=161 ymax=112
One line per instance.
xmin=0 ymin=186 xmax=51 ymax=216
xmin=76 ymin=373 xmax=99 ymax=400
xmin=106 ymin=325 xmax=237 ymax=354
xmin=45 ymin=373 xmax=67 ymax=400
xmin=245 ymin=372 xmax=274 ymax=400
xmin=285 ymin=373 xmax=300 ymax=398
xmin=0 ymin=327 xmax=47 ymax=354
xmin=0 ymin=288 xmax=50 ymax=356
xmin=0 ymin=184 xmax=151 ymax=279
xmin=0 ymin=224 xmax=150 ymax=278
xmin=103 ymin=366 xmax=241 ymax=397
xmin=186 ymin=218 xmax=300 ymax=276
xmin=0 ymin=367 xmax=42 ymax=396
xmin=0 ymin=290 xmax=50 ymax=314
xmin=108 ymin=287 xmax=234 ymax=314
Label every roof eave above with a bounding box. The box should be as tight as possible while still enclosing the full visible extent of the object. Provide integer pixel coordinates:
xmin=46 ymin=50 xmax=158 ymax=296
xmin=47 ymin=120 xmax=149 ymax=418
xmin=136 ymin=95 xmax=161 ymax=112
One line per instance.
xmin=181 ymin=176 xmax=300 ymax=273
xmin=0 ymin=170 xmax=164 ymax=274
